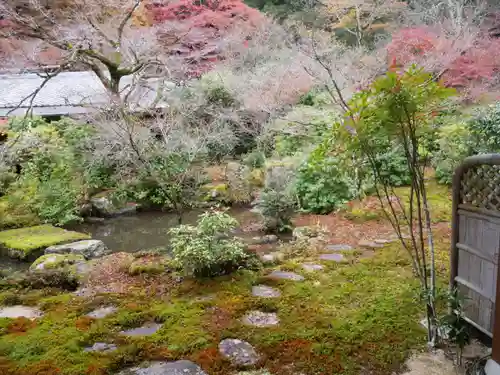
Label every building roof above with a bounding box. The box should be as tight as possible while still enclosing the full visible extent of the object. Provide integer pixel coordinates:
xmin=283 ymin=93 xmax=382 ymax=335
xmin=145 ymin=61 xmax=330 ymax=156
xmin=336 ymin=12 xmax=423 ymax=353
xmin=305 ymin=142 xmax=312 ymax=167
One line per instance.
xmin=0 ymin=71 xmax=172 ymax=117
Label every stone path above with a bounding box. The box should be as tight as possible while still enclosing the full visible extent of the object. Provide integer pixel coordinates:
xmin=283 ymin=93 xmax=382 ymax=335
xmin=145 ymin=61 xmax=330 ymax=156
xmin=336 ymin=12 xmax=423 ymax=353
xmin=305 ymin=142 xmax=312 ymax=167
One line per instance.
xmin=267 ymin=270 xmax=304 ymax=281
xmin=301 ymin=263 xmax=323 ymax=272
xmin=219 ymin=339 xmax=260 ymax=366
xmin=0 ymin=306 xmax=43 ymax=319
xmin=251 ymin=285 xmax=281 ymax=298
xmin=84 ymin=342 xmax=117 ymax=353
xmin=86 ymin=306 xmax=117 ymax=319
xmin=243 ymin=311 xmax=279 ymax=327
xmin=118 ymin=360 xmax=207 ymax=375
xmin=120 ymin=323 xmax=162 ymax=337
xmin=318 ymin=253 xmax=344 ymax=262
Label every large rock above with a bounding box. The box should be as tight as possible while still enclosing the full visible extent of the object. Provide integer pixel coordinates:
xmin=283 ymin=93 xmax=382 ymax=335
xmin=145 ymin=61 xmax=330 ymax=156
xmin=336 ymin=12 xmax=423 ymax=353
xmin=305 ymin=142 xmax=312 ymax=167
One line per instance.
xmin=219 ymin=339 xmax=260 ymax=366
xmin=118 ymin=361 xmax=207 ymax=375
xmin=45 ymin=240 xmax=110 ymax=259
xmin=0 ymin=225 xmax=89 ymax=260
xmin=90 ymin=196 xmax=138 ymax=218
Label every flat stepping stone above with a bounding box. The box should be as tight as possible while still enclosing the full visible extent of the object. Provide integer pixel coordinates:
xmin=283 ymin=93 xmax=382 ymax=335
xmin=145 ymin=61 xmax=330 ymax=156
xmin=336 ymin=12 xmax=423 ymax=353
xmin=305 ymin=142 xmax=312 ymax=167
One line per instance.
xmin=120 ymin=322 xmax=162 ymax=337
xmin=319 ymin=253 xmax=345 ymax=262
xmin=243 ymin=311 xmax=279 ymax=327
xmin=86 ymin=306 xmax=117 ymax=319
xmin=0 ymin=306 xmax=43 ymax=319
xmin=251 ymin=285 xmax=281 ymax=298
xmin=260 ymin=252 xmax=284 ymax=264
xmin=301 ymin=263 xmax=324 ymax=272
xmin=236 ymin=371 xmax=272 ymax=375
xmin=358 ymin=240 xmax=384 ymax=249
xmin=268 ymin=270 xmax=304 ymax=281
xmin=84 ymin=342 xmax=117 ymax=353
xmin=325 ymin=244 xmax=353 ymax=251
xmin=374 ymin=239 xmax=391 ymax=244
xmin=219 ymin=339 xmax=260 ymax=366
xmin=118 ymin=360 xmax=207 ymax=375
xmin=0 ymin=305 xmax=43 ymax=319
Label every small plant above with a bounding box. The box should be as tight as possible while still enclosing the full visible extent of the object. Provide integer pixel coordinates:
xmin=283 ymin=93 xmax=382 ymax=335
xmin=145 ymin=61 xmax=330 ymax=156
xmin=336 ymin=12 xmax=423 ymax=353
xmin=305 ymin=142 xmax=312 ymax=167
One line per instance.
xmin=438 ymin=288 xmax=470 ymax=365
xmin=169 ymin=210 xmax=253 ymax=277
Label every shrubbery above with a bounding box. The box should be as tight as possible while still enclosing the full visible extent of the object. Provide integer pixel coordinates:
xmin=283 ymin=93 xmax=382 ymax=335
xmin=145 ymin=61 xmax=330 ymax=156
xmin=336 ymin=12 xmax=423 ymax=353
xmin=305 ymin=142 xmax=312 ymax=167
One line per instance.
xmin=169 ymin=210 xmax=256 ymax=277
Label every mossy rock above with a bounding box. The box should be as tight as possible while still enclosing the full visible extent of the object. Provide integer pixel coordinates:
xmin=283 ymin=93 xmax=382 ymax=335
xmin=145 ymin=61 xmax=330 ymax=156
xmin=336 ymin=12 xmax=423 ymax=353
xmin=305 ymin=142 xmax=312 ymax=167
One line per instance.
xmin=30 ymin=253 xmax=86 ymax=271
xmin=200 ymin=183 xmax=230 ymax=202
xmin=0 ymin=225 xmax=90 ymax=260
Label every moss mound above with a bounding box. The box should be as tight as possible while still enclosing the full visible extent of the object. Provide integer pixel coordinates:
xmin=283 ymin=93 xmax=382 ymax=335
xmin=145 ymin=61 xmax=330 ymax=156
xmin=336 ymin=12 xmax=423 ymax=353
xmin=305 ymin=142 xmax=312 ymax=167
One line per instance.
xmin=0 ymin=225 xmax=90 ymax=259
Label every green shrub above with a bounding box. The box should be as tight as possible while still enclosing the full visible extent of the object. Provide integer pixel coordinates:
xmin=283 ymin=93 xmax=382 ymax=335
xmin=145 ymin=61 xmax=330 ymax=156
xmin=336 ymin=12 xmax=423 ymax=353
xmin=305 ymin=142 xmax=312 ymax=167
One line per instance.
xmin=169 ymin=210 xmax=254 ymax=277
xmin=468 ymin=103 xmax=500 ymax=153
xmin=255 ymin=162 xmax=297 ymax=233
xmin=373 ymin=145 xmax=412 ymax=187
xmin=296 ymin=154 xmax=354 ymax=214
xmin=242 ymin=149 xmax=266 ymax=169
xmin=433 ymin=123 xmax=472 ymax=185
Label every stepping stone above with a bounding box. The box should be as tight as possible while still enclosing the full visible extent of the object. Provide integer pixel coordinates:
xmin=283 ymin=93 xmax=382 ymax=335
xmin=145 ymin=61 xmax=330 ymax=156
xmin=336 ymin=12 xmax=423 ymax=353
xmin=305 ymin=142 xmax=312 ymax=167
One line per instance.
xmin=252 ymin=235 xmax=278 ymax=245
xmin=251 ymin=285 xmax=281 ymax=298
xmin=358 ymin=240 xmax=384 ymax=249
xmin=84 ymin=342 xmax=117 ymax=353
xmin=86 ymin=306 xmax=117 ymax=319
xmin=319 ymin=253 xmax=345 ymax=262
xmin=374 ymin=239 xmax=391 ymax=245
xmin=236 ymin=371 xmax=272 ymax=375
xmin=325 ymin=244 xmax=353 ymax=251
xmin=118 ymin=360 xmax=207 ymax=375
xmin=0 ymin=306 xmax=43 ymax=319
xmin=301 ymin=263 xmax=324 ymax=272
xmin=260 ymin=252 xmax=284 ymax=264
xmin=268 ymin=270 xmax=304 ymax=281
xmin=243 ymin=311 xmax=279 ymax=327
xmin=120 ymin=322 xmax=162 ymax=337
xmin=219 ymin=339 xmax=260 ymax=366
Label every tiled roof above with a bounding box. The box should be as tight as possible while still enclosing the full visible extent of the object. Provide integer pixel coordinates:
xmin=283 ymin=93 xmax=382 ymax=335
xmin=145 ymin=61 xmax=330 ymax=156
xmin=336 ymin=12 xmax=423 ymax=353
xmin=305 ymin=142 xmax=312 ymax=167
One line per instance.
xmin=0 ymin=71 xmax=172 ymax=116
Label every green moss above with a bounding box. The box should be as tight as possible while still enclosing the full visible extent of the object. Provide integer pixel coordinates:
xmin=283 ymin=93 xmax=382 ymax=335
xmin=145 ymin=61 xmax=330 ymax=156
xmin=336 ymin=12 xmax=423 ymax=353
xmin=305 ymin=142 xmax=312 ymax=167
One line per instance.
xmin=30 ymin=254 xmax=85 ymax=271
xmin=128 ymin=257 xmax=170 ymax=276
xmin=0 ymin=225 xmax=90 ymax=259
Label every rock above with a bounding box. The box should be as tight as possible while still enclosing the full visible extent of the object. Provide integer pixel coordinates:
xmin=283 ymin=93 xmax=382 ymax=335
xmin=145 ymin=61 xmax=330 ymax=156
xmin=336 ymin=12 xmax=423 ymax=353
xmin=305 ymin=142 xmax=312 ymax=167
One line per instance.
xmin=30 ymin=253 xmax=86 ymax=271
xmin=301 ymin=263 xmax=324 ymax=272
xmin=219 ymin=339 xmax=260 ymax=366
xmin=252 ymin=235 xmax=278 ymax=245
xmin=86 ymin=306 xmax=117 ymax=319
xmin=0 ymin=225 xmax=90 ymax=260
xmin=84 ymin=342 xmax=117 ymax=353
xmin=0 ymin=305 xmax=43 ymax=319
xmin=90 ymin=196 xmax=138 ymax=218
xmin=325 ymin=244 xmax=353 ymax=252
xmin=243 ymin=311 xmax=279 ymax=327
xmin=235 ymin=371 xmax=272 ymax=375
xmin=319 ymin=253 xmax=345 ymax=262
xmin=118 ymin=360 xmax=207 ymax=375
xmin=358 ymin=240 xmax=384 ymax=249
xmin=251 ymin=285 xmax=281 ymax=298
xmin=292 ymin=226 xmax=323 ymax=240
xmin=45 ymin=240 xmax=110 ymax=260
xmin=120 ymin=322 xmax=162 ymax=337
xmin=267 ymin=270 xmax=304 ymax=281
xmin=259 ymin=252 xmax=284 ymax=264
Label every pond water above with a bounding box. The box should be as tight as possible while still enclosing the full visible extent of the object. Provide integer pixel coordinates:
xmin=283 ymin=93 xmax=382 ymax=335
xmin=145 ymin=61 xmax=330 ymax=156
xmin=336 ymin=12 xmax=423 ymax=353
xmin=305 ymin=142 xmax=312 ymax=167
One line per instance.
xmin=0 ymin=208 xmax=264 ymax=273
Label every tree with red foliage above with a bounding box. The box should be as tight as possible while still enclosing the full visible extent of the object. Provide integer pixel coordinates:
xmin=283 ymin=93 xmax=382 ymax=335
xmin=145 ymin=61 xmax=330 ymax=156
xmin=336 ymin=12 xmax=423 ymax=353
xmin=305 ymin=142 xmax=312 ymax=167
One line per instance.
xmin=386 ymin=25 xmax=500 ymax=101
xmin=145 ymin=0 xmax=263 ymax=78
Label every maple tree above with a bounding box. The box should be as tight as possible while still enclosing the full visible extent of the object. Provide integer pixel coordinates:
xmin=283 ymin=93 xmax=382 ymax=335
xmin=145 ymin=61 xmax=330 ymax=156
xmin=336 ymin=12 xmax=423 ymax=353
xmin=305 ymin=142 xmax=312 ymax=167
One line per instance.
xmin=386 ymin=25 xmax=500 ymax=101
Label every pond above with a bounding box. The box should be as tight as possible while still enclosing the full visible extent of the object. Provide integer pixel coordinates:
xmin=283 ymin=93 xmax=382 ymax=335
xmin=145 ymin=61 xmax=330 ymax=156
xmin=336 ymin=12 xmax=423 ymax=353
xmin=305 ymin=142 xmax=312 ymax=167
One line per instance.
xmin=0 ymin=208 xmax=265 ymax=273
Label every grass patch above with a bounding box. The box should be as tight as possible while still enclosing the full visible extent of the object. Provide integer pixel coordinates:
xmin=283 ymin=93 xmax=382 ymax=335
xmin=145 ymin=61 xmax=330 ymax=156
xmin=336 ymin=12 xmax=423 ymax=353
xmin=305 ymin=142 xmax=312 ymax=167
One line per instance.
xmin=0 ymin=225 xmax=89 ymax=259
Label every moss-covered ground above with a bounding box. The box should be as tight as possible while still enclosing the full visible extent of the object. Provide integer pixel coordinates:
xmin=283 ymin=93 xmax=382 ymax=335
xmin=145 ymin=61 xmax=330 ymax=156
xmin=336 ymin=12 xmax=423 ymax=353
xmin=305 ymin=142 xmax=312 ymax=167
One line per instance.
xmin=0 ymin=183 xmax=453 ymax=375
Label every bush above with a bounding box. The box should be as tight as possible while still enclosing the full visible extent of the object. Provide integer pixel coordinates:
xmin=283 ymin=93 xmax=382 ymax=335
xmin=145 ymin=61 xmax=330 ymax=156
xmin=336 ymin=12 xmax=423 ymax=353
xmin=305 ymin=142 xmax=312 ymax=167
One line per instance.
xmin=468 ymin=103 xmax=500 ymax=154
xmin=372 ymin=145 xmax=412 ymax=187
xmin=296 ymin=154 xmax=354 ymax=214
xmin=255 ymin=162 xmax=297 ymax=233
xmin=242 ymin=149 xmax=266 ymax=169
xmin=433 ymin=123 xmax=472 ymax=185
xmin=169 ymin=210 xmax=254 ymax=277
